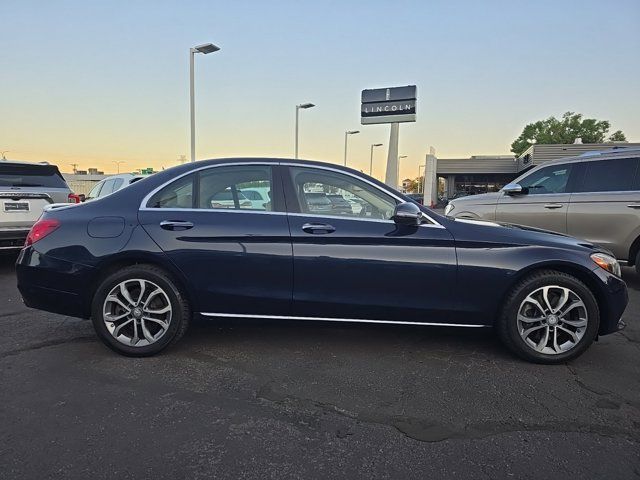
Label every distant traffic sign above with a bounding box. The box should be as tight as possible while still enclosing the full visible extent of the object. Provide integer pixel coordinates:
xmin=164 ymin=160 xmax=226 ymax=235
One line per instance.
xmin=361 ymin=85 xmax=417 ymax=125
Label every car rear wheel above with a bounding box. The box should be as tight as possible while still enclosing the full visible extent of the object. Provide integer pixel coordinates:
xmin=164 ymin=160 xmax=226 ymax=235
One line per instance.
xmin=91 ymin=264 xmax=190 ymax=356
xmin=497 ymin=270 xmax=599 ymax=364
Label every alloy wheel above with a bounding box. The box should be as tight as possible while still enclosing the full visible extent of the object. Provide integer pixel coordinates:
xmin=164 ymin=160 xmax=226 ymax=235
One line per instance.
xmin=102 ymin=279 xmax=172 ymax=347
xmin=517 ymin=285 xmax=588 ymax=355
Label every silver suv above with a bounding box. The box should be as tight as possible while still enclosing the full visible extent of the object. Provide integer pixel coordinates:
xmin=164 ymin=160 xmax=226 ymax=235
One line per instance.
xmin=445 ymin=148 xmax=640 ymax=273
xmin=0 ymin=161 xmax=75 ymax=249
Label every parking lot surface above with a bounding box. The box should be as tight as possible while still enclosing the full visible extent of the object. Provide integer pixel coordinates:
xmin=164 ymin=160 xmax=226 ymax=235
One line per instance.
xmin=1 ymin=252 xmax=639 ymax=479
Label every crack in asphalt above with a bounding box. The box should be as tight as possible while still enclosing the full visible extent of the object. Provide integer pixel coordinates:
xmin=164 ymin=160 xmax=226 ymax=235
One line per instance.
xmin=255 ymin=383 xmax=640 ymax=444
xmin=0 ymin=336 xmax=97 ymax=360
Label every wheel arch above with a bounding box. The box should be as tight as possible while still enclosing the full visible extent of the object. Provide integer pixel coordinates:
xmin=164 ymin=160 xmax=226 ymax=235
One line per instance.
xmin=87 ymin=252 xmax=198 ymax=316
xmin=496 ymin=261 xmax=609 ymax=335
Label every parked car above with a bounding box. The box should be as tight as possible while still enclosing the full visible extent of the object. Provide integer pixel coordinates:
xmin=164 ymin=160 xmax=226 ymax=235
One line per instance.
xmin=304 ymin=192 xmax=333 ymax=214
xmin=327 ymin=194 xmax=353 ymax=215
xmin=240 ymin=187 xmax=270 ymax=210
xmin=406 ymin=193 xmax=424 ymax=205
xmin=16 ymin=158 xmax=627 ymax=363
xmin=85 ymin=173 xmax=144 ymax=202
xmin=0 ymin=160 xmax=78 ymax=249
xmin=445 ymin=148 xmax=640 ymax=274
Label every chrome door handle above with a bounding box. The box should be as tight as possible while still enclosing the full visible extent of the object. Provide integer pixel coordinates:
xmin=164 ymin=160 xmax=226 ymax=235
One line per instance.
xmin=627 ymin=204 xmax=640 ymax=209
xmin=544 ymin=203 xmax=563 ymax=209
xmin=160 ymin=220 xmax=194 ymax=230
xmin=302 ymin=223 xmax=336 ymax=234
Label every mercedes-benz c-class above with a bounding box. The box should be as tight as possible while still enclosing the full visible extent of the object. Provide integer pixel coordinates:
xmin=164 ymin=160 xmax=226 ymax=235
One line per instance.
xmin=16 ymin=159 xmax=628 ymax=363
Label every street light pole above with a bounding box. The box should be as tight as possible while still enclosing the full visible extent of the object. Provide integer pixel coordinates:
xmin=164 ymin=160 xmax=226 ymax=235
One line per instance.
xmin=189 ymin=43 xmax=220 ymax=162
xmin=114 ymin=161 xmax=125 ymax=174
xmin=397 ymin=155 xmax=407 ymax=190
xmin=343 ymin=130 xmax=360 ymax=166
xmin=369 ymin=143 xmax=383 ymax=176
xmin=295 ymin=103 xmax=315 ymax=159
xmin=418 ymin=164 xmax=426 ymax=193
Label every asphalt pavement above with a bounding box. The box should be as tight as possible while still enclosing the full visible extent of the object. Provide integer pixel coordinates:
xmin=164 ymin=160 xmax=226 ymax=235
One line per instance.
xmin=1 ymin=251 xmax=639 ymax=479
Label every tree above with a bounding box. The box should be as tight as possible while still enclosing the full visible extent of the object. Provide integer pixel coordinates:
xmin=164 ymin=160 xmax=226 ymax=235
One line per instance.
xmin=510 ymin=112 xmax=627 ymax=156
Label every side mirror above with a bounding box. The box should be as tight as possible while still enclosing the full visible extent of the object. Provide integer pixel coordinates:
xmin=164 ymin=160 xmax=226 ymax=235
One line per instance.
xmin=393 ymin=201 xmax=423 ymax=226
xmin=502 ymin=183 xmax=524 ymax=195
xmin=78 ymin=194 xmax=86 ymax=202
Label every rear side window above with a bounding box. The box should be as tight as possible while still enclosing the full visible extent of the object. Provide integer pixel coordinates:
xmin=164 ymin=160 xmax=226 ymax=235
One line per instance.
xmin=198 ymin=166 xmax=272 ymax=210
xmin=0 ymin=164 xmax=68 ymax=188
xmin=578 ymin=158 xmax=639 ymax=193
xmin=112 ymin=178 xmax=124 ymax=192
xmin=147 ymin=174 xmax=195 ymax=208
xmin=99 ymin=179 xmax=116 ymax=196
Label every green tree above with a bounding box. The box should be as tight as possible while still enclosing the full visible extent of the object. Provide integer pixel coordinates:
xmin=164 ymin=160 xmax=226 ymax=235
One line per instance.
xmin=510 ymin=112 xmax=627 ymax=156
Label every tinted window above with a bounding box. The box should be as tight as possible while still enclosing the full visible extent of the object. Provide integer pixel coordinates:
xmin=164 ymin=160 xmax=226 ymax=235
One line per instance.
xmin=241 ymin=190 xmax=263 ymax=201
xmin=290 ymin=167 xmax=397 ymax=220
xmin=0 ymin=164 xmax=68 ymax=188
xmin=100 ymin=179 xmax=116 ymax=196
xmin=112 ymin=178 xmax=124 ymax=192
xmin=87 ymin=181 xmax=104 ymax=199
xmin=199 ymin=166 xmax=272 ymax=211
xmin=147 ymin=174 xmax=194 ymax=208
xmin=519 ymin=164 xmax=573 ymax=195
xmin=578 ymin=158 xmax=639 ymax=193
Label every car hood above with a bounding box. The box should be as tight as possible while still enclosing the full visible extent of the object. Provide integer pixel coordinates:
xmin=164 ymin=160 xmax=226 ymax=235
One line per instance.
xmin=449 ymin=217 xmax=608 ymax=255
xmin=450 ymin=191 xmax=501 ymax=204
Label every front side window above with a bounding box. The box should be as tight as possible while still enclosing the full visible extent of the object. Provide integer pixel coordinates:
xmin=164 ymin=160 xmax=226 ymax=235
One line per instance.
xmin=578 ymin=158 xmax=639 ymax=193
xmin=111 ymin=178 xmax=124 ymax=193
xmin=87 ymin=181 xmax=104 ymax=200
xmin=99 ymin=179 xmax=116 ymax=197
xmin=519 ymin=164 xmax=573 ymax=195
xmin=289 ymin=167 xmax=397 ymax=220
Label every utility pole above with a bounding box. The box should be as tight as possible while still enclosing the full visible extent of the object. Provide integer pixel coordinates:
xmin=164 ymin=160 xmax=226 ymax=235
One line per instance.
xmin=70 ymin=163 xmax=78 ymax=174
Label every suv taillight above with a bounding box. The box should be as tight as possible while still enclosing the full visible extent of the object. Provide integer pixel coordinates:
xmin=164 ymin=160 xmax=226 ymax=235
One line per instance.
xmin=25 ymin=219 xmax=60 ymax=247
xmin=68 ymin=193 xmax=81 ymax=203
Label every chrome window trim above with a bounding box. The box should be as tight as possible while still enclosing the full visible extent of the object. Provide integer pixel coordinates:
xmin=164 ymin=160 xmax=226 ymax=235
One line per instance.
xmin=138 ymin=161 xmax=277 ymax=211
xmin=200 ymin=311 xmax=489 ymax=328
xmin=137 ymin=160 xmax=444 ymax=228
xmin=287 ymin=211 xmax=444 ymax=228
xmin=138 ymin=207 xmax=285 ymax=215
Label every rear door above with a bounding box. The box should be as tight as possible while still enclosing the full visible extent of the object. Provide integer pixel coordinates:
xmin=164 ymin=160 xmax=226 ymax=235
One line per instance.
xmin=567 ymin=156 xmax=640 ymax=261
xmin=138 ymin=163 xmax=293 ymax=315
xmin=496 ymin=162 xmax=577 ymax=233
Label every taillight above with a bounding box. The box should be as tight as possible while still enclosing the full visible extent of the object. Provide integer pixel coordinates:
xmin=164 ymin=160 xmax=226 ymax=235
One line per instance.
xmin=68 ymin=193 xmax=81 ymax=203
xmin=25 ymin=219 xmax=60 ymax=247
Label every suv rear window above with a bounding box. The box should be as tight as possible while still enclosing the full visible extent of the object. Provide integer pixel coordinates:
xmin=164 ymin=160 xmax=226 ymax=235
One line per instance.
xmin=0 ymin=164 xmax=68 ymax=189
xmin=578 ymin=158 xmax=640 ymax=193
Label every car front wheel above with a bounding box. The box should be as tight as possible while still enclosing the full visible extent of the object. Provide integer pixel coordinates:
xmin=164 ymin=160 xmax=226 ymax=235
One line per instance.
xmin=91 ymin=264 xmax=190 ymax=356
xmin=498 ymin=270 xmax=599 ymax=364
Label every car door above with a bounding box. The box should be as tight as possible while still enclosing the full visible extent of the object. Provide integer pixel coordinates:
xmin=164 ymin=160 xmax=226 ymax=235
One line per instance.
xmin=282 ymin=164 xmax=458 ymax=323
xmin=496 ymin=162 xmax=577 ymax=233
xmin=567 ymin=156 xmax=640 ymax=261
xmin=138 ymin=163 xmax=293 ymax=315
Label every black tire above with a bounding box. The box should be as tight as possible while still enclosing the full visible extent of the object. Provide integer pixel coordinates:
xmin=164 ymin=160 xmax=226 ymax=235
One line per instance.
xmin=91 ymin=264 xmax=190 ymax=357
xmin=497 ymin=270 xmax=599 ymax=364
xmin=635 ymin=250 xmax=640 ymax=276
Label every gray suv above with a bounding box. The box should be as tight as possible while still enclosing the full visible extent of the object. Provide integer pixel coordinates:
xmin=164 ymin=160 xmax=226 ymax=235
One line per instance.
xmin=445 ymin=148 xmax=640 ymax=273
xmin=0 ymin=161 xmax=75 ymax=249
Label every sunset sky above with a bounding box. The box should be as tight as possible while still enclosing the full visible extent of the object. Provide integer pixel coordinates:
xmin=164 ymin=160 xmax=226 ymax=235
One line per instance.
xmin=1 ymin=0 xmax=639 ymax=179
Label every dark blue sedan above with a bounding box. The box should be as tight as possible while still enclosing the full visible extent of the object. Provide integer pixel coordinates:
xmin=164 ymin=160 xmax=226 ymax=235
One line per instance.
xmin=16 ymin=158 xmax=628 ymax=363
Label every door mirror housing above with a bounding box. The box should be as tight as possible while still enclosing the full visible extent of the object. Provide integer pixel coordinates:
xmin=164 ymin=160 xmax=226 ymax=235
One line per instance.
xmin=393 ymin=202 xmax=423 ymax=226
xmin=502 ymin=183 xmax=524 ymax=195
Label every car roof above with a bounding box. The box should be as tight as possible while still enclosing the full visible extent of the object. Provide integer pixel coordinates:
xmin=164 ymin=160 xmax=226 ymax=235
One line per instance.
xmin=0 ymin=160 xmax=55 ymax=167
xmin=535 ymin=146 xmax=640 ymax=167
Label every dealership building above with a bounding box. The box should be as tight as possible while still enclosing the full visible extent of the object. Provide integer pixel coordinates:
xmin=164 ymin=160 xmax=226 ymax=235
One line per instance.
xmin=421 ymin=142 xmax=640 ymax=205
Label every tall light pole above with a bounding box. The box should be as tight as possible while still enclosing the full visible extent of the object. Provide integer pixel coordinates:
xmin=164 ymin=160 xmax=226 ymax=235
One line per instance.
xmin=295 ymin=103 xmax=315 ymax=159
xmin=369 ymin=143 xmax=383 ymax=176
xmin=114 ymin=161 xmax=125 ymax=174
xmin=190 ymin=43 xmax=220 ymax=162
xmin=343 ymin=130 xmax=360 ymax=166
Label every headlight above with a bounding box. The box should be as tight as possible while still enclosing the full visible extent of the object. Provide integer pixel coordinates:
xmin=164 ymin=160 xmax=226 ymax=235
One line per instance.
xmin=591 ymin=253 xmax=621 ymax=277
xmin=444 ymin=203 xmax=454 ymax=216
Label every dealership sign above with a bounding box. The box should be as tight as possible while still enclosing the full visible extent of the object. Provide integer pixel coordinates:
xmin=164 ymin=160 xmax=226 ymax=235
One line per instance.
xmin=361 ymin=85 xmax=417 ymax=125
